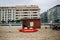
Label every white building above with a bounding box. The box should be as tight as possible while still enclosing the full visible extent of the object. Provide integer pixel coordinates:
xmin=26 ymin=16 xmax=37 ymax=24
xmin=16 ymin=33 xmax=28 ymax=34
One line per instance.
xmin=0 ymin=5 xmax=40 ymax=23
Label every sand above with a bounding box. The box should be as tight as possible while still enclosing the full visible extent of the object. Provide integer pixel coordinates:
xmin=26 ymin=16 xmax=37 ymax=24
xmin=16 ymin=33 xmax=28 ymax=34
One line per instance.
xmin=0 ymin=26 xmax=60 ymax=40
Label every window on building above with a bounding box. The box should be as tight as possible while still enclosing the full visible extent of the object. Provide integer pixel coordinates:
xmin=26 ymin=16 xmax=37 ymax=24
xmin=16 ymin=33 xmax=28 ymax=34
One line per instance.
xmin=23 ymin=17 xmax=28 ymax=19
xmin=16 ymin=12 xmax=19 ymax=14
xmin=16 ymin=9 xmax=22 ymax=11
xmin=2 ymin=10 xmax=4 ymax=11
xmin=2 ymin=17 xmax=4 ymax=18
xmin=23 ymin=9 xmax=29 ymax=11
xmin=33 ymin=17 xmax=38 ymax=19
xmin=8 ymin=9 xmax=11 ymax=11
xmin=30 ymin=9 xmax=38 ymax=11
xmin=8 ymin=9 xmax=11 ymax=13
xmin=16 ymin=10 xmax=19 ymax=11
xmin=23 ymin=12 xmax=28 ymax=13
xmin=2 ymin=19 xmax=4 ymax=21
xmin=16 ymin=18 xmax=18 ymax=19
xmin=32 ymin=15 xmax=38 ymax=16
xmin=16 ymin=15 xmax=20 ymax=16
xmin=23 ymin=15 xmax=28 ymax=16
xmin=8 ymin=11 xmax=11 ymax=13
xmin=33 ymin=12 xmax=37 ymax=13
xmin=8 ymin=14 xmax=11 ymax=18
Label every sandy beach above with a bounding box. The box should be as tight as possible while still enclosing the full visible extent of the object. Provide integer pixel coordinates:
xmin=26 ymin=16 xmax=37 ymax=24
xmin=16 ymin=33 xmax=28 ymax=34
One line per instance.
xmin=0 ymin=26 xmax=60 ymax=40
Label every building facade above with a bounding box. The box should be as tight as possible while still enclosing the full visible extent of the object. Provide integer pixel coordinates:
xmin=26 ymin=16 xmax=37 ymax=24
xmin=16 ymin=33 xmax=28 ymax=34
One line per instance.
xmin=40 ymin=12 xmax=48 ymax=23
xmin=47 ymin=5 xmax=60 ymax=23
xmin=0 ymin=5 xmax=40 ymax=23
xmin=40 ymin=5 xmax=60 ymax=23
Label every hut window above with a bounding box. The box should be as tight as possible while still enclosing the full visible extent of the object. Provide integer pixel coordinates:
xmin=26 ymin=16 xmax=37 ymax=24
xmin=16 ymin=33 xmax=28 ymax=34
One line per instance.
xmin=30 ymin=22 xmax=34 ymax=27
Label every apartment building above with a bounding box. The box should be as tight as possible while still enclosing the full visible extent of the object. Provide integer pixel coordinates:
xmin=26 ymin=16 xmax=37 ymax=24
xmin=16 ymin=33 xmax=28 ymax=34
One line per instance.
xmin=0 ymin=5 xmax=40 ymax=23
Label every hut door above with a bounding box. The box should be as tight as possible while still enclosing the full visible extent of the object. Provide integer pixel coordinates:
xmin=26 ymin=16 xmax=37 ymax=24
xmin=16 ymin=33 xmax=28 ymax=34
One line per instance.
xmin=23 ymin=20 xmax=27 ymax=28
xmin=30 ymin=22 xmax=34 ymax=27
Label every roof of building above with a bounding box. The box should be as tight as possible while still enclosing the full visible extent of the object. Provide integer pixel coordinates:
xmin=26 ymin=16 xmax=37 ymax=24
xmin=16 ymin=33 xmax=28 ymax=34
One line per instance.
xmin=55 ymin=5 xmax=60 ymax=7
xmin=0 ymin=5 xmax=40 ymax=10
xmin=47 ymin=5 xmax=60 ymax=11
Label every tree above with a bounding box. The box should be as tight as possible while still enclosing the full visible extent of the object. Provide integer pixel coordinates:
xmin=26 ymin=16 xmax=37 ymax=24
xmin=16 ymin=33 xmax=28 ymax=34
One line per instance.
xmin=8 ymin=20 xmax=11 ymax=23
xmin=1 ymin=20 xmax=6 ymax=23
xmin=15 ymin=20 xmax=22 ymax=23
xmin=54 ymin=19 xmax=60 ymax=23
xmin=11 ymin=20 xmax=15 ymax=23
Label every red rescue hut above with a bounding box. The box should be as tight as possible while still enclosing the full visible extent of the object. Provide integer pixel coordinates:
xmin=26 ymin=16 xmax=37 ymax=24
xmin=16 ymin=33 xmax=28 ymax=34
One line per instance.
xmin=22 ymin=19 xmax=41 ymax=29
xmin=19 ymin=19 xmax=41 ymax=32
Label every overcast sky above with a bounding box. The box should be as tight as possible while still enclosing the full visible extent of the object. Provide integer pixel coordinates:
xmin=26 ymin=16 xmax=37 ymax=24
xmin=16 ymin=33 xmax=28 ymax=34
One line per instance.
xmin=0 ymin=0 xmax=60 ymax=13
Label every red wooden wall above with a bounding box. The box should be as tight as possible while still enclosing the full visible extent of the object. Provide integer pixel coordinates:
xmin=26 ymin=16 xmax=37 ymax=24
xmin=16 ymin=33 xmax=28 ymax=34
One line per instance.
xmin=22 ymin=19 xmax=41 ymax=29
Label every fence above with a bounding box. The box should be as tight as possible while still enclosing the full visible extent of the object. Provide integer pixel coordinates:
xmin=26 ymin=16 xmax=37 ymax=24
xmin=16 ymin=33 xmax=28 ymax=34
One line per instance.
xmin=0 ymin=23 xmax=21 ymax=26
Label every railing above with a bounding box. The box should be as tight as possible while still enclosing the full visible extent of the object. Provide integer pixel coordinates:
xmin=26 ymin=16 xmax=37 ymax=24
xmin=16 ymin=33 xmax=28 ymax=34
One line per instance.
xmin=41 ymin=23 xmax=60 ymax=25
xmin=0 ymin=23 xmax=21 ymax=26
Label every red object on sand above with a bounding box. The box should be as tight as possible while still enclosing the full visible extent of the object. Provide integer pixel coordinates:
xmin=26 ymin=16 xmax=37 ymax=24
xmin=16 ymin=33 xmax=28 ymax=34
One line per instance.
xmin=19 ymin=19 xmax=40 ymax=32
xmin=19 ymin=28 xmax=38 ymax=32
